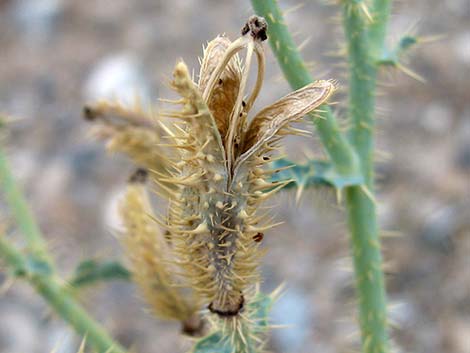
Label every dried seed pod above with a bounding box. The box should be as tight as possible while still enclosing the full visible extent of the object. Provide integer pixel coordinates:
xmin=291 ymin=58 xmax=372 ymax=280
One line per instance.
xmin=84 ymin=15 xmax=335 ymax=319
xmin=158 ymin=16 xmax=335 ymax=317
xmin=84 ymin=99 xmax=171 ymax=172
xmin=119 ymin=171 xmax=200 ymax=324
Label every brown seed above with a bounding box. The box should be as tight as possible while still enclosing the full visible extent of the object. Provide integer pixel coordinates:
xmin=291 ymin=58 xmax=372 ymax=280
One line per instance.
xmin=241 ymin=15 xmax=268 ymax=42
xmin=253 ymin=232 xmax=264 ymax=242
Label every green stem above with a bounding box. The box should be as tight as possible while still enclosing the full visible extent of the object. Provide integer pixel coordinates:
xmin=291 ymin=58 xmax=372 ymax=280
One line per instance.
xmin=0 ymin=148 xmax=128 ymax=353
xmin=0 ymin=151 xmax=50 ymax=262
xmin=251 ymin=0 xmax=360 ymax=178
xmin=250 ymin=1 xmax=392 ymax=352
xmin=342 ymin=2 xmax=391 ymax=353
xmin=345 ymin=188 xmax=387 ymax=353
xmin=343 ymin=4 xmax=377 ymax=185
xmin=0 ymin=235 xmax=26 ymax=271
xmin=0 ymin=236 xmax=128 ymax=353
xmin=368 ymin=0 xmax=393 ymax=58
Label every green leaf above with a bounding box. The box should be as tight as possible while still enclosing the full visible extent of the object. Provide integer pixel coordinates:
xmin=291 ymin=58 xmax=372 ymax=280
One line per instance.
xmin=269 ymin=158 xmax=363 ymax=190
xmin=377 ymin=35 xmax=418 ymax=67
xmin=398 ymin=35 xmax=418 ymax=53
xmin=69 ymin=259 xmax=131 ymax=288
xmin=192 ymin=332 xmax=230 ymax=353
xmin=25 ymin=255 xmax=54 ymax=276
xmin=11 ymin=254 xmax=53 ymax=278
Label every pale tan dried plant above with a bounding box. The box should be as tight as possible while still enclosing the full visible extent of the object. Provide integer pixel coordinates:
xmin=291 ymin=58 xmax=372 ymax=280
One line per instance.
xmin=84 ymin=15 xmax=335 ymax=340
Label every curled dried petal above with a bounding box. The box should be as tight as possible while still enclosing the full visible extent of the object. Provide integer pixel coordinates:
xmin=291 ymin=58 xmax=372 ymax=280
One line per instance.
xmin=237 ymin=80 xmax=336 ymax=168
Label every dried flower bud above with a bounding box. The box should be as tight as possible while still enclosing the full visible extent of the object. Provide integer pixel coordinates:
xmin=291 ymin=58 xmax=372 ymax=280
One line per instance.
xmin=119 ymin=175 xmax=200 ymax=324
xmin=85 ymin=15 xmax=335 ymax=319
xmin=158 ymin=16 xmax=335 ymax=316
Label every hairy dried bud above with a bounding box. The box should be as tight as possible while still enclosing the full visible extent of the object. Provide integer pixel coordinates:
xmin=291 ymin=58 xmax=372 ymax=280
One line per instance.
xmin=158 ymin=16 xmax=335 ymax=316
xmin=119 ymin=177 xmax=200 ymax=324
xmin=84 ymin=15 xmax=335 ymax=319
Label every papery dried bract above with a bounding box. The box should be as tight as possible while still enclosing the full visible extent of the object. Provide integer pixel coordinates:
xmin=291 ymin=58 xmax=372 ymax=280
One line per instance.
xmin=84 ymin=100 xmax=170 ymax=177
xmin=240 ymin=80 xmax=336 ymax=163
xmin=119 ymin=174 xmax=200 ymax=324
xmin=199 ymin=36 xmax=242 ymax=140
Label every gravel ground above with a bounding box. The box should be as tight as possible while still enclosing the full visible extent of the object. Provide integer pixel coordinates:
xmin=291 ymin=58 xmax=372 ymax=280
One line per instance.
xmin=0 ymin=1 xmax=469 ymax=352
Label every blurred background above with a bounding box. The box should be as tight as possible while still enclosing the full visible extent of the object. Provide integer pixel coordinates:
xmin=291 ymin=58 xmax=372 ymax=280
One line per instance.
xmin=0 ymin=0 xmax=469 ymax=352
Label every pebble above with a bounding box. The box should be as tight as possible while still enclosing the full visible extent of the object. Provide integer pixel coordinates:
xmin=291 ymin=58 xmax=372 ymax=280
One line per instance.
xmin=421 ymin=102 xmax=453 ymax=135
xmin=0 ymin=303 xmax=39 ymax=353
xmin=44 ymin=325 xmax=77 ymax=353
xmin=452 ymin=31 xmax=470 ymax=66
xmin=11 ymin=0 xmax=63 ymax=41
xmin=420 ymin=205 xmax=458 ymax=253
xmin=454 ymin=113 xmax=470 ymax=170
xmin=388 ymin=298 xmax=416 ymax=327
xmin=271 ymin=289 xmax=312 ymax=353
xmin=83 ymin=54 xmax=151 ymax=106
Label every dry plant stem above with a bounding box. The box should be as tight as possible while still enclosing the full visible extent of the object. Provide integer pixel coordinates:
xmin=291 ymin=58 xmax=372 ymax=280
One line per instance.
xmin=251 ymin=1 xmax=391 ymax=353
xmin=250 ymin=0 xmax=360 ymax=177
xmin=0 ymin=150 xmax=128 ymax=353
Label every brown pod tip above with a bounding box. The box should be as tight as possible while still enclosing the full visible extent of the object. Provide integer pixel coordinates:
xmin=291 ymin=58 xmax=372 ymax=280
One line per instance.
xmin=181 ymin=314 xmax=205 ymax=337
xmin=208 ymin=294 xmax=245 ymax=317
xmin=241 ymin=16 xmax=268 ymax=42
xmin=82 ymin=105 xmax=96 ymax=121
xmin=128 ymin=168 xmax=148 ymax=183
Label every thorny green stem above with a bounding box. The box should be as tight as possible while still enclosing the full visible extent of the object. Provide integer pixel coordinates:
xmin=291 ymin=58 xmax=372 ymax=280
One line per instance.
xmin=0 ymin=236 xmax=127 ymax=353
xmin=368 ymin=0 xmax=393 ymax=58
xmin=251 ymin=0 xmax=360 ymax=178
xmin=251 ymin=1 xmax=392 ymax=353
xmin=0 ymin=149 xmax=128 ymax=353
xmin=343 ymin=1 xmax=391 ymax=353
xmin=0 ymin=151 xmax=50 ymax=262
xmin=343 ymin=4 xmax=377 ymax=185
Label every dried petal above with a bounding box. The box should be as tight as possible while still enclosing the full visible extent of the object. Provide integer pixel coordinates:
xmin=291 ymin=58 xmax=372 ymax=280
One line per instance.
xmin=198 ymin=37 xmax=242 ymax=140
xmin=238 ymin=80 xmax=336 ymax=167
xmin=84 ymin=100 xmax=170 ymax=175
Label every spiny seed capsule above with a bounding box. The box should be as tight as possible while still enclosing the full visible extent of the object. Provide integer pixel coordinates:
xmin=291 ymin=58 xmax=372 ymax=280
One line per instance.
xmin=159 ymin=15 xmax=335 ymax=317
xmin=85 ymin=15 xmax=335 ymax=319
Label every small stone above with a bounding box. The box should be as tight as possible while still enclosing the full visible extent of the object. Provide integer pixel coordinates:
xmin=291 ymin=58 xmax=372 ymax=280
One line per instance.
xmin=271 ymin=289 xmax=312 ymax=352
xmin=452 ymin=31 xmax=470 ymax=65
xmin=420 ymin=205 xmax=458 ymax=253
xmin=11 ymin=0 xmax=63 ymax=41
xmin=0 ymin=303 xmax=39 ymax=353
xmin=421 ymin=102 xmax=453 ymax=134
xmin=83 ymin=54 xmax=151 ymax=105
xmin=388 ymin=298 xmax=416 ymax=327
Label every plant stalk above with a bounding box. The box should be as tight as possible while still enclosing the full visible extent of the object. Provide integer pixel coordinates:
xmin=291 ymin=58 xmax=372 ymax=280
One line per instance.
xmin=0 ymin=148 xmax=128 ymax=353
xmin=250 ymin=1 xmax=391 ymax=352
xmin=0 ymin=151 xmax=50 ymax=262
xmin=368 ymin=0 xmax=393 ymax=58
xmin=0 ymin=236 xmax=128 ymax=353
xmin=251 ymin=0 xmax=360 ymax=178
xmin=342 ymin=2 xmax=391 ymax=352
